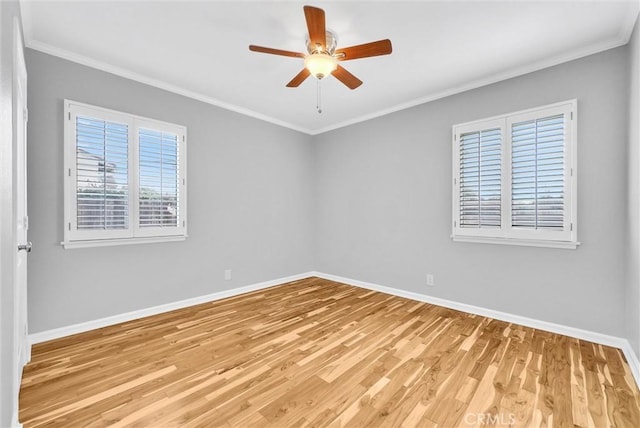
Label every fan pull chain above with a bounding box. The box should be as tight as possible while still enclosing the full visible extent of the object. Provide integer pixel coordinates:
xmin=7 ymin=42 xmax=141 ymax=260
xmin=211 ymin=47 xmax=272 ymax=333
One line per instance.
xmin=316 ymin=79 xmax=322 ymax=114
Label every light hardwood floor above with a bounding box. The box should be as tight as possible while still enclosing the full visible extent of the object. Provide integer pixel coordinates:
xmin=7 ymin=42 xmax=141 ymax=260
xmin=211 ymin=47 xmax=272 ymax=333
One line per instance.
xmin=20 ymin=277 xmax=640 ymax=427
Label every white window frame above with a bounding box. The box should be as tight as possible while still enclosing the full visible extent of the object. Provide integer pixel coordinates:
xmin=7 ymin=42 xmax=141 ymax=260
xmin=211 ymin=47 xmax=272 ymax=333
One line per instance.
xmin=452 ymin=100 xmax=578 ymax=249
xmin=63 ymin=100 xmax=187 ymax=249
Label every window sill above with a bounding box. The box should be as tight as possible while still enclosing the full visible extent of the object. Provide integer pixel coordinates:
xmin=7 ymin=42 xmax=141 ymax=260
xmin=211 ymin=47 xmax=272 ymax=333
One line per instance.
xmin=452 ymin=235 xmax=580 ymax=249
xmin=61 ymin=235 xmax=187 ymax=249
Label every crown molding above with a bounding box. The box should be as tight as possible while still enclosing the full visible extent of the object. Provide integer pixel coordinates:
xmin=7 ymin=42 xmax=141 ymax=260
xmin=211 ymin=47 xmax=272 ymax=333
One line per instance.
xmin=309 ymin=32 xmax=635 ymax=135
xmin=21 ymin=5 xmax=638 ymax=136
xmin=24 ymin=40 xmax=314 ymax=135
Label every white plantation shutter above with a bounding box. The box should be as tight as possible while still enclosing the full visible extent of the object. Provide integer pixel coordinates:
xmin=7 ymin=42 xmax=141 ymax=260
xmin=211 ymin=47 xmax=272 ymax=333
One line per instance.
xmin=459 ymin=128 xmax=502 ymax=228
xmin=452 ymin=100 xmax=577 ymax=248
xmin=64 ymin=100 xmax=187 ymax=247
xmin=511 ymin=114 xmax=565 ymax=230
xmin=138 ymin=129 xmax=180 ymax=228
xmin=76 ymin=116 xmax=129 ymax=231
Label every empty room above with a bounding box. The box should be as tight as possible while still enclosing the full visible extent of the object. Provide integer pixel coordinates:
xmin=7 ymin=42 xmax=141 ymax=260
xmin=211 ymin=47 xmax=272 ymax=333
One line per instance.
xmin=2 ymin=0 xmax=640 ymax=426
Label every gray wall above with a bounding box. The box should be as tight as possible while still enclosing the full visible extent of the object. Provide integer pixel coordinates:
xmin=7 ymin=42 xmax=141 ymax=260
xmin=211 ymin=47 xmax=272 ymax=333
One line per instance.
xmin=26 ymin=50 xmax=315 ymax=334
xmin=26 ymin=36 xmax=636 ymax=345
xmin=626 ymin=16 xmax=640 ymax=355
xmin=314 ymin=47 xmax=629 ymax=337
xmin=1 ymin=1 xmax=23 ymax=425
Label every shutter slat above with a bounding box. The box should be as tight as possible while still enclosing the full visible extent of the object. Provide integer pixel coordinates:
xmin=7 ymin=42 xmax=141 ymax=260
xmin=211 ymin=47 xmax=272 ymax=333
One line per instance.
xmin=511 ymin=114 xmax=565 ymax=230
xmin=459 ymin=128 xmax=502 ymax=228
xmin=75 ymin=115 xmax=129 ymax=230
xmin=139 ymin=129 xmax=180 ymax=228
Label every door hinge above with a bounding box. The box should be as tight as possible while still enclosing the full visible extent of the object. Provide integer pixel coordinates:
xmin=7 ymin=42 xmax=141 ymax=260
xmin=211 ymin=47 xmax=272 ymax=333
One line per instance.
xmin=183 ymin=220 xmax=186 ymax=227
xmin=570 ymin=223 xmax=573 ymax=231
xmin=24 ymin=108 xmax=28 ymax=122
xmin=68 ymin=222 xmax=71 ymax=231
xmin=24 ymin=216 xmax=29 ymax=230
xmin=68 ymin=168 xmax=71 ymax=177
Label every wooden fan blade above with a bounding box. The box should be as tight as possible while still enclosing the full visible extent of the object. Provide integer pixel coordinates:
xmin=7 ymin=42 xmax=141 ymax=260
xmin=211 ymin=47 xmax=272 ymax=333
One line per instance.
xmin=335 ymin=39 xmax=392 ymax=61
xmin=286 ymin=68 xmax=311 ymax=87
xmin=331 ymin=65 xmax=362 ymax=90
xmin=304 ymin=6 xmax=326 ymax=51
xmin=249 ymin=45 xmax=305 ymax=58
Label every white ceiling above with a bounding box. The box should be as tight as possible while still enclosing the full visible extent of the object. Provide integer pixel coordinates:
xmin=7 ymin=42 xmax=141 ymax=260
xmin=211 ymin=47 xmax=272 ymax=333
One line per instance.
xmin=21 ymin=0 xmax=639 ymax=135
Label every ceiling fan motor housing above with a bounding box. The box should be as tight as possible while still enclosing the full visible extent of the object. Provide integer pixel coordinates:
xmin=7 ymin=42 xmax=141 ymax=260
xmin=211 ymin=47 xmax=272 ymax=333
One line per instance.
xmin=306 ymin=30 xmax=338 ymax=55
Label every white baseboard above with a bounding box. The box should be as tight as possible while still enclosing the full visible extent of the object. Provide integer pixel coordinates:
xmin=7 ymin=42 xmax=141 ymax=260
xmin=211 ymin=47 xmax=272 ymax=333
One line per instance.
xmin=311 ymin=271 xmax=640 ymax=389
xmin=11 ymin=412 xmax=23 ymax=428
xmin=26 ymin=270 xmax=640 ymax=390
xmin=11 ymin=378 xmax=23 ymax=428
xmin=28 ymin=272 xmax=314 ymax=345
xmin=19 ymin=332 xmax=30 ymax=367
xmin=621 ymin=341 xmax=640 ymax=388
xmin=12 ymin=334 xmax=30 ymax=428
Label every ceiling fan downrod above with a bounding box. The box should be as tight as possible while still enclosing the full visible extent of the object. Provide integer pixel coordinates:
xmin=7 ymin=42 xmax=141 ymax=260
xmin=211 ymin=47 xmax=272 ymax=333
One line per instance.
xmin=317 ymin=79 xmax=322 ymax=114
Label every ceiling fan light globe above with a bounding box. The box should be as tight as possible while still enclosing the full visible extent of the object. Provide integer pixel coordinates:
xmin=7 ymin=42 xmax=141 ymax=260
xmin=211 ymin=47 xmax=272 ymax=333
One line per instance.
xmin=304 ymin=53 xmax=338 ymax=79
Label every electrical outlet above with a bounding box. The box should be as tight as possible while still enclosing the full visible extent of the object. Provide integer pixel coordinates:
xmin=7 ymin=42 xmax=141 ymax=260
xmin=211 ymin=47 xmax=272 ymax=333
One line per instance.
xmin=225 ymin=269 xmax=232 ymax=281
xmin=427 ymin=274 xmax=435 ymax=287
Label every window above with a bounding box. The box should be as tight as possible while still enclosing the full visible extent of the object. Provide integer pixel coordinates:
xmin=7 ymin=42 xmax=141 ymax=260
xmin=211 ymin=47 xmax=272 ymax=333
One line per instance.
xmin=452 ymin=100 xmax=577 ymax=249
xmin=63 ymin=100 xmax=187 ymax=248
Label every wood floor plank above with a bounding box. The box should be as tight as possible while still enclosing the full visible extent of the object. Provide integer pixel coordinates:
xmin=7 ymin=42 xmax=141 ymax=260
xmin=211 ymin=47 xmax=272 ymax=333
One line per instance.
xmin=19 ymin=277 xmax=640 ymax=427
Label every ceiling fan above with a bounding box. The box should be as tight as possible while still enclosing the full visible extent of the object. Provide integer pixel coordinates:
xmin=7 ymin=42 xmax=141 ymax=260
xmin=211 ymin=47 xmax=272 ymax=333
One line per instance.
xmin=249 ymin=5 xmax=392 ymax=90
